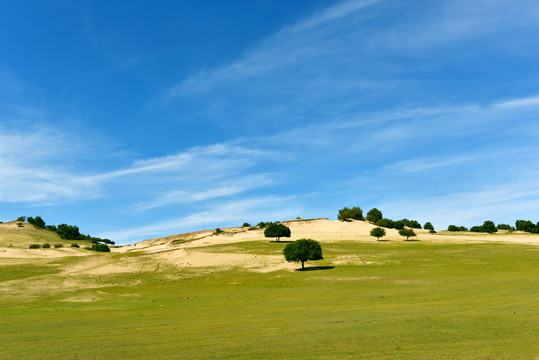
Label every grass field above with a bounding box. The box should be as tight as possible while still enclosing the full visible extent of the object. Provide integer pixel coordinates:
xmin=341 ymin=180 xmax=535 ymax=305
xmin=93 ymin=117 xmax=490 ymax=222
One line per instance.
xmin=1 ymin=240 xmax=538 ymax=359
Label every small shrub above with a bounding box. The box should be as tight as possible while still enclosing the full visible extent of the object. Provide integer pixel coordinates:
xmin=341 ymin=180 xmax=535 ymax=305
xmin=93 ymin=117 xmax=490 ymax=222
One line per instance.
xmin=248 ymin=226 xmax=258 ymax=230
xmin=29 ymin=244 xmax=41 ymax=249
xmin=17 ymin=222 xmax=24 ymax=227
xmin=54 ymin=243 xmax=63 ymax=248
xmin=42 ymin=243 xmax=51 ymax=248
xmin=257 ymin=221 xmax=267 ymax=228
xmin=89 ymin=244 xmax=110 ymax=252
xmin=242 ymin=222 xmax=251 ymax=227
xmin=71 ymin=243 xmax=80 ymax=248
xmin=429 ymin=229 xmax=437 ymax=234
xmin=213 ymin=228 xmax=224 ymax=235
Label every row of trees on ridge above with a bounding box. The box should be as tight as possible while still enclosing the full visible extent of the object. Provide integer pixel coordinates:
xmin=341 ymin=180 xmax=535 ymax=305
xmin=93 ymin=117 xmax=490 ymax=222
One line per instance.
xmin=16 ymin=216 xmax=114 ymax=246
xmin=337 ymin=207 xmax=432 ymax=231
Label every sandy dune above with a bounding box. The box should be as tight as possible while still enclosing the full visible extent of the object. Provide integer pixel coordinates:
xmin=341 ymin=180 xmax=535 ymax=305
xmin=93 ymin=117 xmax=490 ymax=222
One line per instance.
xmin=1 ymin=218 xmax=537 ymax=278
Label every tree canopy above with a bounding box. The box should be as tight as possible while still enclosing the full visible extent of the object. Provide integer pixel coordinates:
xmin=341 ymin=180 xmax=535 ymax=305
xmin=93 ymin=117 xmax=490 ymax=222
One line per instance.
xmin=399 ymin=228 xmax=417 ymax=241
xmin=370 ymin=227 xmax=386 ymax=241
xmin=376 ymin=218 xmax=395 ymax=228
xmin=337 ymin=206 xmax=364 ymax=221
xmin=366 ymin=208 xmax=383 ymax=223
xmin=264 ymin=223 xmax=291 ymax=242
xmin=283 ymin=239 xmax=323 ymax=270
xmin=423 ymin=222 xmax=434 ymax=231
xmin=27 ymin=216 xmax=46 ymax=228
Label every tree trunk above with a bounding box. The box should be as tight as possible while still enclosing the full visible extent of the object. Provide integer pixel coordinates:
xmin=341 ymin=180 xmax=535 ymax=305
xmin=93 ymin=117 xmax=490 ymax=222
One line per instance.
xmin=301 ymin=261 xmax=304 ymax=269
xmin=277 ymin=237 xmax=280 ymax=242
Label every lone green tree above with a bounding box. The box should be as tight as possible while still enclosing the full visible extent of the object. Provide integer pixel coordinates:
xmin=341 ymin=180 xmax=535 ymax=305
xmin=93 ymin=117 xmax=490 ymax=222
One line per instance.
xmin=283 ymin=239 xmax=323 ymax=270
xmin=366 ymin=208 xmax=383 ymax=223
xmin=399 ymin=228 xmax=417 ymax=241
xmin=370 ymin=227 xmax=386 ymax=241
xmin=423 ymin=222 xmax=434 ymax=231
xmin=337 ymin=206 xmax=364 ymax=221
xmin=264 ymin=223 xmax=291 ymax=242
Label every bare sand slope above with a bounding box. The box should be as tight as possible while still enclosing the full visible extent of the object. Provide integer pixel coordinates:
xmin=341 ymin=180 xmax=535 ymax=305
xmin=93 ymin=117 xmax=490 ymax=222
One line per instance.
xmin=120 ymin=218 xmax=539 ymax=255
xmin=2 ymin=219 xmax=537 ymax=278
xmin=107 ymin=218 xmax=539 ymax=272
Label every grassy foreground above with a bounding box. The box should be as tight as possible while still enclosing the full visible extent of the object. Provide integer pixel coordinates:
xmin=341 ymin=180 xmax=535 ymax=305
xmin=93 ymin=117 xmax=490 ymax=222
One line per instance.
xmin=1 ymin=241 xmax=538 ymax=359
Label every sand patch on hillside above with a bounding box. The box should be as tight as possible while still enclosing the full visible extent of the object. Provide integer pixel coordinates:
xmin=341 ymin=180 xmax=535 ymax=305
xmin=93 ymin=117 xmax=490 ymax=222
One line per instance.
xmin=127 ymin=219 xmax=539 ymax=253
xmin=0 ymin=247 xmax=91 ymax=259
xmin=151 ymin=247 xmax=297 ymax=272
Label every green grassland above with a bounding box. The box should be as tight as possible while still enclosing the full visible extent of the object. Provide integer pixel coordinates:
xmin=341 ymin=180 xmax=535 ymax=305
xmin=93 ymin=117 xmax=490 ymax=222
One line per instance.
xmin=1 ymin=239 xmax=538 ymax=359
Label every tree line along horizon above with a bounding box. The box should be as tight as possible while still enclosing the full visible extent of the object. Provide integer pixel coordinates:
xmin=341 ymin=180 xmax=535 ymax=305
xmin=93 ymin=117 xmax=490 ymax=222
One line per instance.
xmin=336 ymin=206 xmax=539 ymax=234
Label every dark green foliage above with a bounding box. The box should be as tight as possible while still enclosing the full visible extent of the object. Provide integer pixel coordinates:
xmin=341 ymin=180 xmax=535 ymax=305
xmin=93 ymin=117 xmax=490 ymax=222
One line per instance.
xmin=470 ymin=226 xmax=484 ymax=233
xmin=264 ymin=223 xmax=291 ymax=242
xmin=46 ymin=225 xmax=57 ymax=232
xmin=408 ymin=220 xmax=422 ymax=229
xmin=56 ymin=224 xmax=82 ymax=240
xmin=213 ymin=228 xmax=224 ymax=235
xmin=54 ymin=243 xmax=63 ymax=248
xmin=482 ymin=221 xmax=498 ymax=234
xmin=257 ymin=222 xmax=267 ymax=228
xmin=16 ymin=216 xmax=26 ymax=222
xmin=459 ymin=226 xmax=468 ymax=231
xmin=429 ymin=229 xmax=437 ymax=234
xmin=17 ymin=222 xmax=24 ymax=227
xmin=70 ymin=243 xmax=80 ymax=248
xmin=393 ymin=220 xmax=404 ymax=230
xmin=470 ymin=221 xmax=498 ymax=234
xmin=28 ymin=244 xmax=41 ymax=249
xmin=497 ymin=224 xmax=514 ymax=231
xmin=248 ymin=226 xmax=258 ymax=230
xmin=399 ymin=228 xmax=417 ymax=241
xmin=376 ymin=218 xmax=394 ymax=228
xmin=242 ymin=222 xmax=251 ymax=227
xmin=89 ymin=244 xmax=110 ymax=252
xmin=282 ymin=238 xmax=323 ymax=269
xmin=423 ymin=222 xmax=434 ymax=231
xmin=89 ymin=237 xmax=115 ymax=245
xmin=370 ymin=227 xmax=386 ymax=241
xmin=515 ymin=220 xmax=538 ymax=233
xmin=337 ymin=206 xmax=364 ymax=221
xmin=27 ymin=216 xmax=46 ymax=228
xmin=400 ymin=218 xmax=410 ymax=227
xmin=447 ymin=225 xmax=461 ymax=232
xmin=366 ymin=208 xmax=383 ymax=223
xmin=42 ymin=243 xmax=51 ymax=248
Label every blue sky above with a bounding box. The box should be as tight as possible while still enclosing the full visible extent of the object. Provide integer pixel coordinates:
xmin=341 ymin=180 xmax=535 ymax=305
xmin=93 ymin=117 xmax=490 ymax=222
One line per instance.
xmin=1 ymin=0 xmax=539 ymax=244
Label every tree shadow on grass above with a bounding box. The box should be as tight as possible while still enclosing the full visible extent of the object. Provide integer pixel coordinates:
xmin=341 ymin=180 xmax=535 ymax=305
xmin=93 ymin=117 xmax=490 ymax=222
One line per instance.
xmin=296 ymin=266 xmax=335 ymax=272
xmin=270 ymin=240 xmax=294 ymax=243
xmin=376 ymin=239 xmax=391 ymax=242
xmin=404 ymin=239 xmax=420 ymax=241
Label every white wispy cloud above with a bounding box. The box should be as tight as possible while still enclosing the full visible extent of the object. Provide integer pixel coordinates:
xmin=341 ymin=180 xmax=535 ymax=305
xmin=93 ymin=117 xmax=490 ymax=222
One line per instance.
xmin=98 ymin=195 xmax=301 ymax=244
xmin=493 ymin=95 xmax=539 ymax=109
xmin=133 ymin=174 xmax=274 ymax=212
